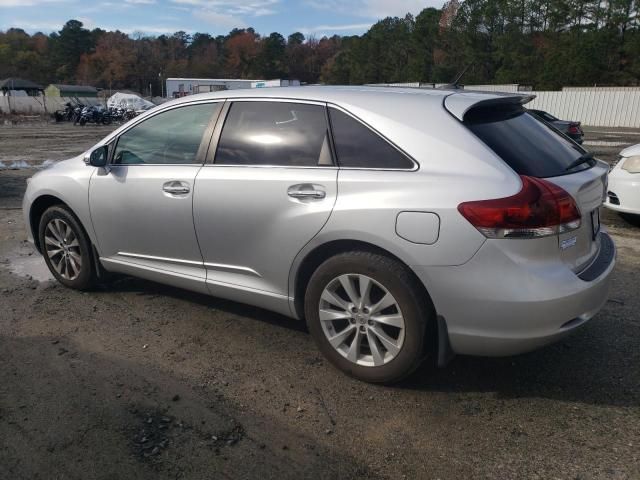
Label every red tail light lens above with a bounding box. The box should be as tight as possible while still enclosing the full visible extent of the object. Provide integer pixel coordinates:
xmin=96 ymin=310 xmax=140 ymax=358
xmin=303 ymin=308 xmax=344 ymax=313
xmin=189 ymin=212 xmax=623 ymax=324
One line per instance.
xmin=568 ymin=123 xmax=581 ymax=135
xmin=458 ymin=176 xmax=581 ymax=238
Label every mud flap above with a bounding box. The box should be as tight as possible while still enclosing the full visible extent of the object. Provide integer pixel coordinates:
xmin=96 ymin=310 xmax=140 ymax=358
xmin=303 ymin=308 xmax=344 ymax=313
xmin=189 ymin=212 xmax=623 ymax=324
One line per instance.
xmin=437 ymin=315 xmax=455 ymax=367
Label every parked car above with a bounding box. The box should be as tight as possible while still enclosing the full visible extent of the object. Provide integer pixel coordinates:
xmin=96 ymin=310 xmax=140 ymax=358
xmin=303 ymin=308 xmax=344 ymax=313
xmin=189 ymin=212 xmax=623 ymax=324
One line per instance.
xmin=604 ymin=143 xmax=640 ymax=216
xmin=528 ymin=109 xmax=584 ymax=144
xmin=23 ymin=87 xmax=615 ymax=383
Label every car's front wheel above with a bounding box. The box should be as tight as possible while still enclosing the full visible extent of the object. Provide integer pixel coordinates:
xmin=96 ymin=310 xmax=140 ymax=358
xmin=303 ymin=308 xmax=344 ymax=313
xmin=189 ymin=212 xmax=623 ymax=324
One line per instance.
xmin=38 ymin=206 xmax=97 ymax=290
xmin=305 ymin=251 xmax=433 ymax=383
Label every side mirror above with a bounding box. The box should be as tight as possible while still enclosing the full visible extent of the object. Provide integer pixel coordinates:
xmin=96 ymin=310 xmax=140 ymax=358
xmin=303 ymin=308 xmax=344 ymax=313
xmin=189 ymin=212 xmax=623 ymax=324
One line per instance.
xmin=86 ymin=145 xmax=108 ymax=167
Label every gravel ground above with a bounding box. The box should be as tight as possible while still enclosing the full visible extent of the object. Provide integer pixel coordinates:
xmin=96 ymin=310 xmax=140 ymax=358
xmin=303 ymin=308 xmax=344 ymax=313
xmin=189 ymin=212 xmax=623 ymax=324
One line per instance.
xmin=0 ymin=121 xmax=639 ymax=479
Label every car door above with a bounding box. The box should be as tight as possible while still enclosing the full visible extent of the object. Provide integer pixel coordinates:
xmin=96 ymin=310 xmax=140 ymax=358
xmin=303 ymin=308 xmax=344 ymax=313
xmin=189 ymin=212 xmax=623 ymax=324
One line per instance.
xmin=193 ymin=99 xmax=338 ymax=314
xmin=89 ymin=101 xmax=222 ymax=292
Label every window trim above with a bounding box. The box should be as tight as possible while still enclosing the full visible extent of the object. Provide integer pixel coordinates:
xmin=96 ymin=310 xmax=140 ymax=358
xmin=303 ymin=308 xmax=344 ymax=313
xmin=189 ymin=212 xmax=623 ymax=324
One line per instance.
xmin=205 ymin=98 xmax=337 ymax=169
xmin=107 ymin=100 xmax=224 ymax=167
xmin=326 ymin=103 xmax=418 ymax=172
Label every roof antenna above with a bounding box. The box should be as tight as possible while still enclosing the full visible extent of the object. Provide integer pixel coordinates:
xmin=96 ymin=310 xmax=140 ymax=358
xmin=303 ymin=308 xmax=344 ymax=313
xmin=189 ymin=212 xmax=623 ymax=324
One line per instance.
xmin=438 ymin=63 xmax=473 ymax=90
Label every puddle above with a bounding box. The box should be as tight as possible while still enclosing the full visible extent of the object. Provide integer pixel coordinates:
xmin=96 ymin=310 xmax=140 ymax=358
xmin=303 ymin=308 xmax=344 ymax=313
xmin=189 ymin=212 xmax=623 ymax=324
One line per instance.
xmin=3 ymin=249 xmax=53 ymax=282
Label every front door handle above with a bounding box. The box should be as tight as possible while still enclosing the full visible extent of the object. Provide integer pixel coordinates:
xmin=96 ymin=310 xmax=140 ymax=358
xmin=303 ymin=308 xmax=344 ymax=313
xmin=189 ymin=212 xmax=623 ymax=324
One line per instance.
xmin=163 ymin=181 xmax=190 ymax=195
xmin=287 ymin=184 xmax=326 ymax=200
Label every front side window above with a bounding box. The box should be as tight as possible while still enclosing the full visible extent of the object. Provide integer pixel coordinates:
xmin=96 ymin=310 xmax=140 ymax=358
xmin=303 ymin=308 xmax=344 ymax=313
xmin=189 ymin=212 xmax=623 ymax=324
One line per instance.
xmin=215 ymin=101 xmax=332 ymax=167
xmin=113 ymin=103 xmax=219 ymax=165
xmin=328 ymin=108 xmax=414 ymax=169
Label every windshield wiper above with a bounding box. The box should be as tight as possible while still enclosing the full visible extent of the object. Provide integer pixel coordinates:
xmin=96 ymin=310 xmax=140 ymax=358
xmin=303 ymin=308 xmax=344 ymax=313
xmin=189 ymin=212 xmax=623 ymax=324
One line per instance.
xmin=565 ymin=152 xmax=594 ymax=171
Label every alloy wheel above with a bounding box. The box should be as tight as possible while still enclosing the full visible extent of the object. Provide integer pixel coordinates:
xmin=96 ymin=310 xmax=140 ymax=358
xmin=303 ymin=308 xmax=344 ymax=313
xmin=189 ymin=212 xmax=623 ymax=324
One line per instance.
xmin=319 ymin=273 xmax=405 ymax=367
xmin=44 ymin=218 xmax=83 ymax=281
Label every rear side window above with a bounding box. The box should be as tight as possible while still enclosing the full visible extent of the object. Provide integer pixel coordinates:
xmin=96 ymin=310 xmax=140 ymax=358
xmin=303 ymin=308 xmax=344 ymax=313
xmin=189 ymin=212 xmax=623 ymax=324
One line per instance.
xmin=465 ymin=106 xmax=589 ymax=178
xmin=215 ymin=101 xmax=332 ymax=167
xmin=329 ymin=108 xmax=414 ymax=169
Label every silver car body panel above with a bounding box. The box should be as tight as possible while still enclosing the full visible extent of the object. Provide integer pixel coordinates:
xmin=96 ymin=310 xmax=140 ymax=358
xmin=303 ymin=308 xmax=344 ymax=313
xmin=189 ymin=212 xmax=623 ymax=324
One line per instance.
xmin=546 ymin=160 xmax=609 ymax=272
xmin=22 ymin=155 xmax=99 ymax=246
xmin=193 ymin=164 xmax=338 ymax=316
xmin=89 ymin=164 xmax=209 ymax=294
xmin=23 ymin=86 xmax=615 ymax=357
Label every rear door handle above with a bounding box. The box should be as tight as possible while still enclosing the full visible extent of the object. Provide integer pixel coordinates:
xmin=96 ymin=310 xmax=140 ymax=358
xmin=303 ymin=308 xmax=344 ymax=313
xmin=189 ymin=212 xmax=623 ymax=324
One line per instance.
xmin=287 ymin=184 xmax=326 ymax=200
xmin=163 ymin=181 xmax=190 ymax=195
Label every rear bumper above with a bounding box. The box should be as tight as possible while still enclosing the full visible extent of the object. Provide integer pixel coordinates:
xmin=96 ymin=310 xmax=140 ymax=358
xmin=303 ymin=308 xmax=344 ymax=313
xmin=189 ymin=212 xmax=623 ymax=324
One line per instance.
xmin=414 ymin=232 xmax=616 ymax=357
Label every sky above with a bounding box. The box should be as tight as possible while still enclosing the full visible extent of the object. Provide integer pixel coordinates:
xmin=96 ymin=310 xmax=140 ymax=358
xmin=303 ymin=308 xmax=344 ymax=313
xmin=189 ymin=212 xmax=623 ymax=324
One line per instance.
xmin=0 ymin=0 xmax=444 ymax=38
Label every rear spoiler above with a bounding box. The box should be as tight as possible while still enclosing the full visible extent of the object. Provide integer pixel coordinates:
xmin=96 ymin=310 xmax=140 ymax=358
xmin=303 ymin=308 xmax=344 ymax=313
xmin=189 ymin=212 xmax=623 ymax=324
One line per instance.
xmin=444 ymin=91 xmax=536 ymax=121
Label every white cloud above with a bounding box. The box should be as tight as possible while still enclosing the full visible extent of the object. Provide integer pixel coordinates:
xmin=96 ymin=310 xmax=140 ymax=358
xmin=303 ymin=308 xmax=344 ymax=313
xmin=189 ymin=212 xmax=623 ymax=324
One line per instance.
xmin=363 ymin=0 xmax=438 ymax=18
xmin=297 ymin=23 xmax=372 ymax=35
xmin=172 ymin=0 xmax=279 ymax=16
xmin=306 ymin=0 xmax=441 ymax=19
xmin=0 ymin=19 xmax=68 ymax=32
xmin=0 ymin=0 xmax=70 ymax=6
xmin=102 ymin=24 xmax=197 ymax=34
xmin=199 ymin=11 xmax=246 ymax=30
xmin=171 ymin=0 xmax=277 ymax=32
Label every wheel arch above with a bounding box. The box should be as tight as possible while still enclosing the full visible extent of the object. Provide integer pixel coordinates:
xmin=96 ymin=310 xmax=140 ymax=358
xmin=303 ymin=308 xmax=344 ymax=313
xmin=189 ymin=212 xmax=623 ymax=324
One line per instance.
xmin=30 ymin=195 xmax=88 ymax=254
xmin=292 ymin=239 xmax=436 ymax=320
xmin=292 ymin=238 xmax=440 ymax=361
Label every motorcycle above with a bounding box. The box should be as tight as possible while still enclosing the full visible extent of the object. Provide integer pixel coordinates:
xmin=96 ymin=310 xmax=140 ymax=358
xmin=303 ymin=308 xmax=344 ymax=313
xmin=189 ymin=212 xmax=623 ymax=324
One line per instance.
xmin=72 ymin=103 xmax=85 ymax=125
xmin=77 ymin=105 xmax=112 ymax=126
xmin=53 ymin=102 xmax=78 ymax=122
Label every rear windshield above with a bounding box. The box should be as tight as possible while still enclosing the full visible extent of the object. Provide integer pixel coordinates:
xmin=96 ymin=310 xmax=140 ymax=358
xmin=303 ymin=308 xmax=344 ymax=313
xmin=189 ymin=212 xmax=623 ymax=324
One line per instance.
xmin=465 ymin=106 xmax=590 ymax=178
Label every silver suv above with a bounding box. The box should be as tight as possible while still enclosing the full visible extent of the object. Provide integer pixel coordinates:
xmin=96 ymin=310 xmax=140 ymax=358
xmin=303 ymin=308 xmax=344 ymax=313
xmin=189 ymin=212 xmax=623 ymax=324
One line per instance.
xmin=23 ymin=87 xmax=616 ymax=383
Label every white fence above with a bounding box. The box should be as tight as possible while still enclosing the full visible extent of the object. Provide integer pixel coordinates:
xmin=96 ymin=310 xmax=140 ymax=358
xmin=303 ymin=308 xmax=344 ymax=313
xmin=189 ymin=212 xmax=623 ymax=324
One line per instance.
xmin=0 ymin=95 xmax=103 ymax=115
xmin=4 ymin=86 xmax=640 ymax=128
xmin=465 ymin=85 xmax=640 ymax=128
xmin=526 ymin=90 xmax=640 ymax=128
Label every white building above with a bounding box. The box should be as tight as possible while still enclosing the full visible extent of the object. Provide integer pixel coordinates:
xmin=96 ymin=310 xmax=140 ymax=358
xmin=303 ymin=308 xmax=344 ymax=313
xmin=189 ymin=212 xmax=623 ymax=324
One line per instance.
xmin=165 ymin=78 xmax=300 ymax=98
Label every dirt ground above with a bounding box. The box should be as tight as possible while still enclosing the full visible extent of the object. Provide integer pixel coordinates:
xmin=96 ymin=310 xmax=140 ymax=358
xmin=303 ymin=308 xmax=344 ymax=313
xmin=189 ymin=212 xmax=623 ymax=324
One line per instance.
xmin=0 ymin=121 xmax=639 ymax=479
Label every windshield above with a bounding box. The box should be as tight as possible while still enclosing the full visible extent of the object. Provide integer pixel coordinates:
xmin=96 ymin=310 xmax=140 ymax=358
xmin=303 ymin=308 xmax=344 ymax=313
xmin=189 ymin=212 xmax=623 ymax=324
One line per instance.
xmin=465 ymin=106 xmax=591 ymax=178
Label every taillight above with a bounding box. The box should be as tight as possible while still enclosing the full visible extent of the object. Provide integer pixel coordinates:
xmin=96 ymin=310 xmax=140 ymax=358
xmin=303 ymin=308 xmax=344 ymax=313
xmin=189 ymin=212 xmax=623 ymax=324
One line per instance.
xmin=568 ymin=123 xmax=581 ymax=135
xmin=458 ymin=176 xmax=581 ymax=239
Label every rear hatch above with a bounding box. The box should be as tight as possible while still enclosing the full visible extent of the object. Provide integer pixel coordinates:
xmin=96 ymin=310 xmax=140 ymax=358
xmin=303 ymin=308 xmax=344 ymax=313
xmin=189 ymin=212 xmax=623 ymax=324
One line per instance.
xmin=458 ymin=100 xmax=606 ymax=273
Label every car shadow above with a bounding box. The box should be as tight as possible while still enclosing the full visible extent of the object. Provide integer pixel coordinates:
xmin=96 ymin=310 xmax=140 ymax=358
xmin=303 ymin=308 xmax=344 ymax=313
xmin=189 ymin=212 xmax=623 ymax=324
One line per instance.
xmin=98 ymin=272 xmax=638 ymax=409
xmin=100 ymin=274 xmax=308 ymax=334
xmin=619 ymin=212 xmax=640 ymax=228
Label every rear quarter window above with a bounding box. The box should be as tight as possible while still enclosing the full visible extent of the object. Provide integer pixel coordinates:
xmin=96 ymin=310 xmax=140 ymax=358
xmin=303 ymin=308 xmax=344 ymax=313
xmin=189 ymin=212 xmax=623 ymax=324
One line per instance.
xmin=329 ymin=108 xmax=414 ymax=170
xmin=464 ymin=106 xmax=589 ymax=178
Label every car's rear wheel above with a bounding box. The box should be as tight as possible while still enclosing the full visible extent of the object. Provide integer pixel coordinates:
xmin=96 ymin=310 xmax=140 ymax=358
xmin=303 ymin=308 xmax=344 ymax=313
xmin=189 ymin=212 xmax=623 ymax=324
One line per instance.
xmin=38 ymin=206 xmax=97 ymax=290
xmin=305 ymin=251 xmax=433 ymax=383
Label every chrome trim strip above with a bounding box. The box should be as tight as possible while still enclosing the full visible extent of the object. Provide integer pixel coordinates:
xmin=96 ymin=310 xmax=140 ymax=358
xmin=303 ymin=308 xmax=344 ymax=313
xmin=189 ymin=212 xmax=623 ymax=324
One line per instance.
xmin=101 ymin=257 xmax=205 ymax=279
xmin=205 ymin=278 xmax=288 ymax=299
xmin=118 ymin=252 xmax=203 ymax=267
xmin=116 ymin=252 xmax=262 ymax=277
xmin=200 ymin=164 xmax=338 ymax=170
xmin=204 ymin=262 xmax=262 ymax=278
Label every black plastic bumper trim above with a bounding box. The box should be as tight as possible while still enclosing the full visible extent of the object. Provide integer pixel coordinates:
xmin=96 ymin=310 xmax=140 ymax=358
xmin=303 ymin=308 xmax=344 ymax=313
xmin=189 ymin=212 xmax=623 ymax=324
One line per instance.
xmin=578 ymin=232 xmax=615 ymax=282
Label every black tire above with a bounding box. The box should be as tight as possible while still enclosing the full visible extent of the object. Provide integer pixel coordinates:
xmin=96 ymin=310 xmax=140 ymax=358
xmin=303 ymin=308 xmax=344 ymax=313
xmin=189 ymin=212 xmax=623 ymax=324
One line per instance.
xmin=304 ymin=251 xmax=434 ymax=384
xmin=38 ymin=205 xmax=97 ymax=290
xmin=79 ymin=117 xmax=87 ymax=126
xmin=102 ymin=115 xmax=112 ymax=125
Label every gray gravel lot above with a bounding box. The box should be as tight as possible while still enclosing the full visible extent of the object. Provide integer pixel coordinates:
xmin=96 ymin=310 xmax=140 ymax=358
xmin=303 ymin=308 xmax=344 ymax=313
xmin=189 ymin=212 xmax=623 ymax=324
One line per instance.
xmin=0 ymin=121 xmax=639 ymax=479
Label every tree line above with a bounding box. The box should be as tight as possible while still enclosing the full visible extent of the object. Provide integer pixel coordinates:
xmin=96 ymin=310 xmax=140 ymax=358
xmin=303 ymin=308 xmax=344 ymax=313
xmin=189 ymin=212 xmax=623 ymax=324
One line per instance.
xmin=1 ymin=1 xmax=640 ymax=94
